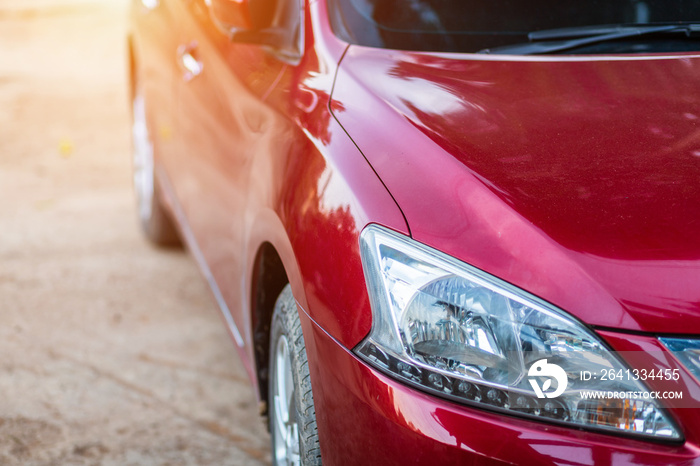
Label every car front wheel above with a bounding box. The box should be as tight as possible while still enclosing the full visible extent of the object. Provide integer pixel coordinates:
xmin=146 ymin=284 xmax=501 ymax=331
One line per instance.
xmin=269 ymin=285 xmax=322 ymax=466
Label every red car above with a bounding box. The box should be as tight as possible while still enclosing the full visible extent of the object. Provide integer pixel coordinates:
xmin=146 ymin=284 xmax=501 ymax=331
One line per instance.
xmin=129 ymin=0 xmax=700 ymax=464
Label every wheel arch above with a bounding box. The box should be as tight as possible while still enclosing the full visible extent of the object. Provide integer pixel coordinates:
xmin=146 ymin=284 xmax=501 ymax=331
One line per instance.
xmin=247 ymin=210 xmax=308 ymax=412
xmin=250 ymin=242 xmax=288 ymax=411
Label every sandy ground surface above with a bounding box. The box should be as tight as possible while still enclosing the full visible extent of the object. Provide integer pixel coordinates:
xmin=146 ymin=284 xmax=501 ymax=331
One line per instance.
xmin=0 ymin=0 xmax=271 ymax=464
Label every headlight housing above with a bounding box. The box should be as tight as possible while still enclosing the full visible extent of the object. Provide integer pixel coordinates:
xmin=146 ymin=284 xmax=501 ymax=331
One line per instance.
xmin=356 ymin=224 xmax=680 ymax=440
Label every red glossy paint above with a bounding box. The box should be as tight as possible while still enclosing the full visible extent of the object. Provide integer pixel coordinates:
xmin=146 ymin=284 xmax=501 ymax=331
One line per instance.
xmin=129 ymin=0 xmax=700 ymax=463
xmin=332 ymin=50 xmax=700 ymax=334
xmin=132 ymin=0 xmax=406 ymax=363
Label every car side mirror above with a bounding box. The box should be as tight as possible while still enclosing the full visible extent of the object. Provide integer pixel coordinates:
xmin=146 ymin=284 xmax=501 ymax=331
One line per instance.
xmin=207 ymin=0 xmax=255 ymax=31
xmin=206 ymin=0 xmax=302 ymax=60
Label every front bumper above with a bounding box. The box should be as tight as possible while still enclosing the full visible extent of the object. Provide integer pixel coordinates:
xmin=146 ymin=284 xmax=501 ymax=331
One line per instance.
xmin=298 ymin=308 xmax=700 ymax=465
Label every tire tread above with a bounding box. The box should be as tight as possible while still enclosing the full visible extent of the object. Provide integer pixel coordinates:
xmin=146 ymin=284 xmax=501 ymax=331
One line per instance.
xmin=270 ymin=285 xmax=322 ymax=465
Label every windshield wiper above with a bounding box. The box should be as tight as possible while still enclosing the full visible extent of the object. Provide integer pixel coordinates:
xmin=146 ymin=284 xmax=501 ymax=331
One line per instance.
xmin=479 ymin=23 xmax=700 ymax=55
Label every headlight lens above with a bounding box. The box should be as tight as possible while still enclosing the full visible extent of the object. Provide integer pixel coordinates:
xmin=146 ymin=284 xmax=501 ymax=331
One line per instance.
xmin=660 ymin=338 xmax=700 ymax=382
xmin=356 ymin=225 xmax=680 ymax=439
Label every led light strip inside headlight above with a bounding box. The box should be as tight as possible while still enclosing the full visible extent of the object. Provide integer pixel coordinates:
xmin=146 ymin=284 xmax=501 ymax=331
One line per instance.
xmin=355 ymin=225 xmax=680 ymax=439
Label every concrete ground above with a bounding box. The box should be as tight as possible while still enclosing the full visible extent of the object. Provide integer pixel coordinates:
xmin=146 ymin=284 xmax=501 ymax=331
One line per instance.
xmin=0 ymin=0 xmax=271 ymax=464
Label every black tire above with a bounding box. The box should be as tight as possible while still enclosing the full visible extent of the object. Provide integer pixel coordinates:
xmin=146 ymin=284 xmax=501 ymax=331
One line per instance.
xmin=268 ymin=285 xmax=322 ymax=466
xmin=130 ymin=71 xmax=180 ymax=247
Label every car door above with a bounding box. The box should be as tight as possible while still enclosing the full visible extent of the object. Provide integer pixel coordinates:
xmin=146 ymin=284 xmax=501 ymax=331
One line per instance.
xmin=165 ymin=0 xmax=303 ymax=353
xmin=130 ymin=0 xmax=182 ymax=206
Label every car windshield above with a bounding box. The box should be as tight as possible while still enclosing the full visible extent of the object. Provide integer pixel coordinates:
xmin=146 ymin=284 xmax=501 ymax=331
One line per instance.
xmin=327 ymin=0 xmax=700 ymax=53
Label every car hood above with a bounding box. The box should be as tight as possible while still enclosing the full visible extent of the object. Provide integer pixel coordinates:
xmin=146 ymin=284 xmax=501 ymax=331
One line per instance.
xmin=332 ymin=47 xmax=700 ymax=334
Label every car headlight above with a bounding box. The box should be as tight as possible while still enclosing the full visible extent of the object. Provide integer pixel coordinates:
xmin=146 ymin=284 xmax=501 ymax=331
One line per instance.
xmin=660 ymin=338 xmax=700 ymax=382
xmin=356 ymin=224 xmax=680 ymax=440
